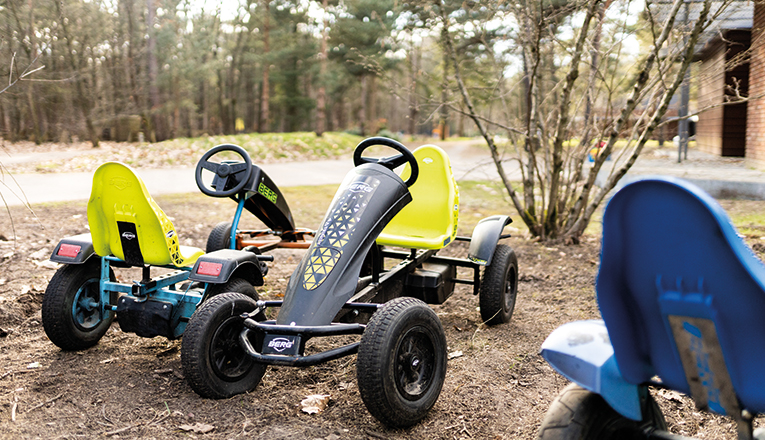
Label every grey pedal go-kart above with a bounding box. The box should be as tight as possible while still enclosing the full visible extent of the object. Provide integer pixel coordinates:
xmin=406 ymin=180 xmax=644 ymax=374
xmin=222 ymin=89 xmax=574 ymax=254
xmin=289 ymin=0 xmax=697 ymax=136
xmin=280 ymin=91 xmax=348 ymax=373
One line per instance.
xmin=180 ymin=137 xmax=519 ymax=428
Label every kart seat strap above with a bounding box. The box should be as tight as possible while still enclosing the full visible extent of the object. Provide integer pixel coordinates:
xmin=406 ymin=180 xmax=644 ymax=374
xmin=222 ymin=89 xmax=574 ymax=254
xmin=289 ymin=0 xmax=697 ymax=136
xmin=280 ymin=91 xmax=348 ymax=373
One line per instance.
xmin=87 ymin=162 xmax=204 ymax=267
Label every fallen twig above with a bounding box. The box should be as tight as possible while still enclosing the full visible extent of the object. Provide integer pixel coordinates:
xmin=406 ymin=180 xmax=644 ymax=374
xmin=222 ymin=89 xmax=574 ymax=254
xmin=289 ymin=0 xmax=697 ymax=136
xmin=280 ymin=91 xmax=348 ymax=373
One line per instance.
xmin=0 ymin=369 xmax=34 ymax=381
xmin=24 ymin=392 xmax=64 ymax=413
xmin=101 ymin=402 xmax=114 ymax=426
xmin=365 ymin=430 xmax=387 ymax=439
xmin=103 ymin=411 xmax=172 ymax=436
xmin=104 ymin=425 xmax=133 ymax=436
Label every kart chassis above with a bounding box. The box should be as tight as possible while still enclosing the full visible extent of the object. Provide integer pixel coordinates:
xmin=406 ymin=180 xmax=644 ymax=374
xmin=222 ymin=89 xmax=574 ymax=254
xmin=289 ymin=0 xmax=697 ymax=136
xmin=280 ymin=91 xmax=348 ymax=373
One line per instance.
xmin=236 ymin=239 xmax=500 ymax=367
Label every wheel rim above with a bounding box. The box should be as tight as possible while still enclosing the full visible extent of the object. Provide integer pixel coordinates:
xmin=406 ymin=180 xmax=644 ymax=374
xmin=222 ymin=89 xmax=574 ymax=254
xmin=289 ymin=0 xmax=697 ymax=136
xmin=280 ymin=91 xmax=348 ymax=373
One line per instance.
xmin=71 ymin=278 xmax=103 ymax=331
xmin=395 ymin=326 xmax=437 ymax=401
xmin=503 ymin=266 xmax=517 ymax=313
xmin=210 ymin=316 xmax=253 ymax=382
xmin=596 ymin=421 xmax=653 ymax=440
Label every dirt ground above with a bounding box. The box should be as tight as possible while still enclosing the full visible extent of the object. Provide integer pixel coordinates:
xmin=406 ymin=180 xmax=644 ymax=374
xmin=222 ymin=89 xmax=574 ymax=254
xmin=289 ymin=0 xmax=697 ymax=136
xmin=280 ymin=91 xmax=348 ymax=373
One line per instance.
xmin=1 ymin=156 xmax=764 ymax=439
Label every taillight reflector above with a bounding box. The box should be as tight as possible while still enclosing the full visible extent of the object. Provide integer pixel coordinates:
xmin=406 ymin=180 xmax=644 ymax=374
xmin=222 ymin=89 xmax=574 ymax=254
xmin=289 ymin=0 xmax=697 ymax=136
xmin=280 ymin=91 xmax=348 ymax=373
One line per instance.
xmin=198 ymin=261 xmax=223 ymax=276
xmin=57 ymin=244 xmax=81 ymax=258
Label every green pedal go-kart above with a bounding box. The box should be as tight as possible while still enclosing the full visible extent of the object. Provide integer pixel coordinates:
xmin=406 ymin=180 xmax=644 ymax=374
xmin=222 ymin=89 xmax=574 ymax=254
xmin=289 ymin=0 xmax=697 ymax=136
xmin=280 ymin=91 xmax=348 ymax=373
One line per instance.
xmin=180 ymin=137 xmax=520 ymax=427
xmin=41 ymin=144 xmax=281 ymax=350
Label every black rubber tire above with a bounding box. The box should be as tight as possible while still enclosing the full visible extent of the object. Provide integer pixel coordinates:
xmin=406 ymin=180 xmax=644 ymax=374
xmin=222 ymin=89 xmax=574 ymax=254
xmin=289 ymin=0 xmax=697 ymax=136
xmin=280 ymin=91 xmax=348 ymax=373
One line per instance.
xmin=42 ymin=260 xmax=116 ymax=351
xmin=204 ymin=277 xmax=257 ymax=300
xmin=181 ymin=292 xmax=266 ymax=399
xmin=206 ymin=221 xmax=233 ymax=252
xmin=357 ymin=297 xmax=447 ymax=428
xmin=537 ymin=383 xmax=667 ymax=440
xmin=479 ymin=244 xmax=519 ymax=325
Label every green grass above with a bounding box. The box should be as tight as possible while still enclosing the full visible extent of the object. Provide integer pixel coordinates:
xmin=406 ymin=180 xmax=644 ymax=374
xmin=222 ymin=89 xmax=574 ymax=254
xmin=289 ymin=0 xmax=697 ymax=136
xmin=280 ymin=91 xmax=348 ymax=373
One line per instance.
xmin=718 ymin=199 xmax=765 ymax=238
xmin=151 ymin=131 xmax=363 ymax=163
xmin=13 ymin=131 xmax=367 ymax=174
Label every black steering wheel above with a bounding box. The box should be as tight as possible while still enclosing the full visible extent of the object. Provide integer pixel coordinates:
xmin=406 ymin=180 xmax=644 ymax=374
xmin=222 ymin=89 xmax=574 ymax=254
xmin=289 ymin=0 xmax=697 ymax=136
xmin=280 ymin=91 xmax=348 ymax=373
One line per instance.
xmin=195 ymin=144 xmax=253 ymax=197
xmin=353 ymin=137 xmax=419 ymax=187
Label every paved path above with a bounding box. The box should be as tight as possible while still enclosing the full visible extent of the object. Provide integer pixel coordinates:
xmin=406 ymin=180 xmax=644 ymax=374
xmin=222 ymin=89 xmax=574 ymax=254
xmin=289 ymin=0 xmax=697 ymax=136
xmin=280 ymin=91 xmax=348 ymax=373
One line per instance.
xmin=1 ymin=141 xmax=764 ymax=207
xmin=0 ymin=141 xmax=508 ymax=207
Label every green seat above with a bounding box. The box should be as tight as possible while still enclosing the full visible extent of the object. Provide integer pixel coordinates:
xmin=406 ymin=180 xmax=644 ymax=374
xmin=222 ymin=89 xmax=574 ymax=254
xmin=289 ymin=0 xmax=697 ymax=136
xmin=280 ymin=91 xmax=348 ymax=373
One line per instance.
xmin=87 ymin=162 xmax=204 ymax=267
xmin=376 ymin=145 xmax=459 ymax=249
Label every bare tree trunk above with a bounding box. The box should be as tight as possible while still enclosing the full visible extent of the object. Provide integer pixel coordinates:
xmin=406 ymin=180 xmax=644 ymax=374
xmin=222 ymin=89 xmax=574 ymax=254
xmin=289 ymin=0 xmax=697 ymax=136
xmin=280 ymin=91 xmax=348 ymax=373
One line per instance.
xmin=543 ymin=0 xmax=600 ymax=238
xmin=218 ymin=70 xmax=228 ymax=134
xmin=369 ymin=74 xmax=378 ymax=129
xmin=359 ymin=74 xmax=368 ymax=136
xmin=54 ymin=0 xmax=99 ymax=147
xmin=435 ymin=2 xmax=531 ymax=229
xmin=147 ymin=0 xmax=161 ymax=142
xmin=563 ymin=0 xmax=609 ymax=232
xmin=259 ymin=0 xmax=271 ymax=133
xmin=565 ymin=0 xmax=712 ymax=241
xmin=108 ymin=51 xmax=122 ymax=117
xmin=25 ymin=0 xmax=41 ymax=144
xmin=4 ymin=19 xmax=17 ymax=142
xmin=408 ymin=40 xmax=419 ymax=136
xmin=439 ymin=25 xmax=449 ymax=141
xmin=122 ymin=0 xmax=141 ymax=110
xmin=336 ymin=92 xmax=346 ymax=131
xmin=315 ymin=0 xmax=328 ymax=136
xmin=246 ymin=74 xmax=256 ymax=132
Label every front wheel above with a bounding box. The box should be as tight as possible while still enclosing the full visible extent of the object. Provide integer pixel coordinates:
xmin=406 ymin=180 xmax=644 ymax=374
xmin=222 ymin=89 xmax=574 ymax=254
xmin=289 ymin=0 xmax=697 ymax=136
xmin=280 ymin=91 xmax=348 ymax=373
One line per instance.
xmin=357 ymin=297 xmax=447 ymax=428
xmin=42 ymin=260 xmax=116 ymax=351
xmin=479 ymin=244 xmax=518 ymax=325
xmin=181 ymin=292 xmax=266 ymax=399
xmin=537 ymin=383 xmax=667 ymax=440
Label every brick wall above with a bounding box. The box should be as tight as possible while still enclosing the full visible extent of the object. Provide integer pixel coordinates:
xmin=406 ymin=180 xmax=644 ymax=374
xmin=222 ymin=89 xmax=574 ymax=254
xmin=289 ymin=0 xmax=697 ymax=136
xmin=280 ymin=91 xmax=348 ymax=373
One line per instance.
xmin=697 ymin=30 xmax=750 ymax=157
xmin=697 ymin=46 xmax=726 ymax=155
xmin=747 ymin=1 xmax=765 ymax=163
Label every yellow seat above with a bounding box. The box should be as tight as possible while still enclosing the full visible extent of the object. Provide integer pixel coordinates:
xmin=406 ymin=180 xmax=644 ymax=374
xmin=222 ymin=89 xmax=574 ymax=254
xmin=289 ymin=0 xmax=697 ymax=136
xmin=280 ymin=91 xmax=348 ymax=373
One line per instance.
xmin=376 ymin=145 xmax=459 ymax=249
xmin=87 ymin=162 xmax=204 ymax=267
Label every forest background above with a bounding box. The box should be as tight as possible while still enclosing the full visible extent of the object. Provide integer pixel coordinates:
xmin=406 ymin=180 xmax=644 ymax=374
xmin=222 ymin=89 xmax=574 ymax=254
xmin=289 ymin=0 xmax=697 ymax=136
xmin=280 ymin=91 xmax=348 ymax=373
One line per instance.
xmin=0 ymin=0 xmax=740 ymax=243
xmin=1 ymin=0 xmax=487 ymax=146
xmin=0 ymin=0 xmax=651 ymax=146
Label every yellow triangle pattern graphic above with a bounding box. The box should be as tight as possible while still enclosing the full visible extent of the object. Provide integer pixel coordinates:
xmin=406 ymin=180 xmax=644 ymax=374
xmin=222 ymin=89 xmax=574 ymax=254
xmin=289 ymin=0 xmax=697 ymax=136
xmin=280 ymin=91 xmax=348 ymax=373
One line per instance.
xmin=303 ymin=246 xmax=341 ymax=290
xmin=301 ymin=182 xmax=376 ymax=290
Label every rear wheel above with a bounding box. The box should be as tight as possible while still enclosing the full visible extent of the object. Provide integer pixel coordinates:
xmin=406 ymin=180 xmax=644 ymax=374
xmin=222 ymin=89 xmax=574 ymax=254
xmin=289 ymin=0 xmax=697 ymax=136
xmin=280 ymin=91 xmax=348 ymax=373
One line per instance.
xmin=42 ymin=260 xmax=116 ymax=351
xmin=206 ymin=221 xmax=233 ymax=252
xmin=357 ymin=297 xmax=447 ymax=428
xmin=479 ymin=244 xmax=518 ymax=325
xmin=181 ymin=292 xmax=266 ymax=398
xmin=537 ymin=384 xmax=667 ymax=440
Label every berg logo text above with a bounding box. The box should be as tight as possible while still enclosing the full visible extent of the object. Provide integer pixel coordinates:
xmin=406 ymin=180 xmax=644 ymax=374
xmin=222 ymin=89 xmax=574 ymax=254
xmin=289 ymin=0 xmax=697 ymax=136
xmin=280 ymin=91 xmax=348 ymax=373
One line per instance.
xmin=267 ymin=337 xmax=295 ymax=353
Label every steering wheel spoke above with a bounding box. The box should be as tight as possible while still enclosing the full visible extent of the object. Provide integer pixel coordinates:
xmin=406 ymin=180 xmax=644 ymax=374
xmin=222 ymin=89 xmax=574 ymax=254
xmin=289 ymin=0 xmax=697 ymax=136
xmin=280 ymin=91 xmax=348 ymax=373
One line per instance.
xmin=214 ymin=176 xmax=230 ymax=191
xmin=378 ymin=153 xmax=407 ymax=169
xmin=229 ymin=162 xmax=249 ymax=174
xmin=195 ymin=144 xmax=254 ymax=198
xmin=352 ymin=137 xmax=419 ymax=187
xmin=200 ymin=161 xmax=221 ymax=173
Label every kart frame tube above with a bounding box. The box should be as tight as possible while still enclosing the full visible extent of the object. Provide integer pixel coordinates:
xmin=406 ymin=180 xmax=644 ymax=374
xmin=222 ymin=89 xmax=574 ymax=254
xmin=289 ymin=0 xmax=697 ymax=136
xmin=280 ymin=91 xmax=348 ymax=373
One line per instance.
xmin=230 ymin=193 xmax=316 ymax=251
xmin=238 ymin=322 xmax=365 ymax=367
xmin=378 ymin=248 xmax=482 ymax=296
xmin=235 ymin=300 xmax=382 ymax=367
xmin=99 ymin=256 xmax=195 ymax=312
